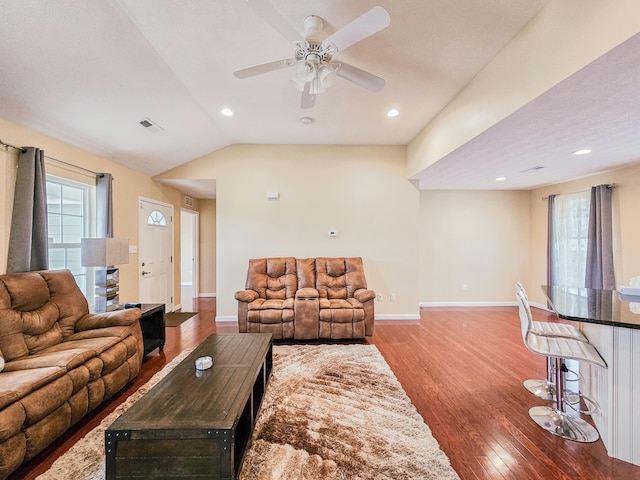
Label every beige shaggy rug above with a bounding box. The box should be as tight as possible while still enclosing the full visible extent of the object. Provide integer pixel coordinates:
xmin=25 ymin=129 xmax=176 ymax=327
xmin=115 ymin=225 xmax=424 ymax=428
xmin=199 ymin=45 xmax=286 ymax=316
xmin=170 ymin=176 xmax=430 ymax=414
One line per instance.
xmin=38 ymin=344 xmax=459 ymax=480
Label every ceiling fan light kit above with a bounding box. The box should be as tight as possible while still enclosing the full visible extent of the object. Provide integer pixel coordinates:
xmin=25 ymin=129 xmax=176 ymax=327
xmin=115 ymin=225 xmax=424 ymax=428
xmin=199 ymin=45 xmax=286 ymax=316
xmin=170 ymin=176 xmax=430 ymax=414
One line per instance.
xmin=235 ymin=0 xmax=390 ymax=108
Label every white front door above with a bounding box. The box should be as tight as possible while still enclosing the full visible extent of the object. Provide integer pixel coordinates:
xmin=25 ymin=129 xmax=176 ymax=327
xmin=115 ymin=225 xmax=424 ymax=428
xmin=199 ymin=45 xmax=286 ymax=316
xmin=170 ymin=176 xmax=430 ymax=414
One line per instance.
xmin=138 ymin=198 xmax=173 ymax=312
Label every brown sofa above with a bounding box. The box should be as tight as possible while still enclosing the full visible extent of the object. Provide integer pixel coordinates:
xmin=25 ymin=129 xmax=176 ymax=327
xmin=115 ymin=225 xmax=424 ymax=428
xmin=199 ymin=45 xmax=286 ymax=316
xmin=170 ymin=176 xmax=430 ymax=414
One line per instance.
xmin=235 ymin=257 xmax=375 ymax=339
xmin=0 ymin=269 xmax=144 ymax=479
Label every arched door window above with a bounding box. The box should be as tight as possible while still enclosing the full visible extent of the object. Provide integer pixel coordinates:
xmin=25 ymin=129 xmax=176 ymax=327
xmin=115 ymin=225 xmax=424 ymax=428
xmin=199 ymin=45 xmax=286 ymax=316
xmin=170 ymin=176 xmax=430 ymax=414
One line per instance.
xmin=147 ymin=210 xmax=167 ymax=227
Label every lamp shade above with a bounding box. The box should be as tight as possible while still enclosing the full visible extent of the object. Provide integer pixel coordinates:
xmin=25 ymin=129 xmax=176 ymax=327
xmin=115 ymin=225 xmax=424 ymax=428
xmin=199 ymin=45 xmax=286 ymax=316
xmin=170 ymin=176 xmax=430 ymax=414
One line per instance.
xmin=81 ymin=238 xmax=129 ymax=267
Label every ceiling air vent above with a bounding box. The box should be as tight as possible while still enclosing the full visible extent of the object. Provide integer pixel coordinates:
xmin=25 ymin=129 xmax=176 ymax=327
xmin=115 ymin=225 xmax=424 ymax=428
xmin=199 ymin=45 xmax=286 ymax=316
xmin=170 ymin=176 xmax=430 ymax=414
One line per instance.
xmin=184 ymin=195 xmax=194 ymax=207
xmin=139 ymin=118 xmax=164 ymax=134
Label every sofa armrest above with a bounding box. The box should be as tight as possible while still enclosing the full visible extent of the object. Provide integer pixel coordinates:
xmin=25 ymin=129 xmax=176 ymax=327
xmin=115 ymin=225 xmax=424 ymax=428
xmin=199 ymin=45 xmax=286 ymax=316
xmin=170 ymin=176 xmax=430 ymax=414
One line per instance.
xmin=296 ymin=288 xmax=319 ymax=299
xmin=235 ymin=290 xmax=259 ymax=303
xmin=354 ymin=289 xmax=376 ymax=303
xmin=75 ymin=308 xmax=141 ymax=332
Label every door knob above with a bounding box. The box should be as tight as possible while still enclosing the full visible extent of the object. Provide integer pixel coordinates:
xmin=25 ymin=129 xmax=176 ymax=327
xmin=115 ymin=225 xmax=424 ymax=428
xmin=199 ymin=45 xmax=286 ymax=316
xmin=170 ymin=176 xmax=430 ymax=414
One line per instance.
xmin=141 ymin=271 xmax=151 ymax=276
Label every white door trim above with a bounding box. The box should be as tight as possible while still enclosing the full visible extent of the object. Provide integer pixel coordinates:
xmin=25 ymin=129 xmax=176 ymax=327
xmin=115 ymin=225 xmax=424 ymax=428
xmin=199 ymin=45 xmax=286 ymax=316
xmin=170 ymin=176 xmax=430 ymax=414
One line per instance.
xmin=180 ymin=208 xmax=199 ymax=304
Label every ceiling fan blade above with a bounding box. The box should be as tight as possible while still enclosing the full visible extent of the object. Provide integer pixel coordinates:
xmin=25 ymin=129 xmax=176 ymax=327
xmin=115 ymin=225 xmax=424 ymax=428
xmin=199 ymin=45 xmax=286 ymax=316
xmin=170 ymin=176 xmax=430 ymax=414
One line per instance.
xmin=246 ymin=0 xmax=304 ymax=44
xmin=336 ymin=62 xmax=385 ymax=92
xmin=233 ymin=59 xmax=294 ymax=79
xmin=301 ymin=82 xmax=316 ymax=109
xmin=322 ymin=6 xmax=390 ymax=53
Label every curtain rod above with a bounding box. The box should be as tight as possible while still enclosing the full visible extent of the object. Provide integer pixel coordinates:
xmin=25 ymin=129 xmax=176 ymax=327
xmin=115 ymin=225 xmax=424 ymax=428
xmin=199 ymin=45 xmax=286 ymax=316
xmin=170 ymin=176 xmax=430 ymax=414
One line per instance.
xmin=1 ymin=139 xmax=100 ymax=176
xmin=542 ymin=184 xmax=616 ymax=200
xmin=45 ymin=155 xmax=99 ymax=176
xmin=0 ymin=138 xmax=27 ymax=153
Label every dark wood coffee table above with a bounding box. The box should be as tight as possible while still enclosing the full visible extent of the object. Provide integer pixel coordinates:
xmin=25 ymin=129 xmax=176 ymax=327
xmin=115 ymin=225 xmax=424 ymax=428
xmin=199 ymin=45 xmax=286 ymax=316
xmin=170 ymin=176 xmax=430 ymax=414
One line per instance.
xmin=105 ymin=333 xmax=273 ymax=480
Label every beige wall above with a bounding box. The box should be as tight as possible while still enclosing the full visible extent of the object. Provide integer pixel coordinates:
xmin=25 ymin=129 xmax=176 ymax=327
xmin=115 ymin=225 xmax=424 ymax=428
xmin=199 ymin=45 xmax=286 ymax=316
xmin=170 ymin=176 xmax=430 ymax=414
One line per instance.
xmin=198 ymin=199 xmax=216 ymax=296
xmin=0 ymin=147 xmax=19 ymax=275
xmin=408 ymin=0 xmax=640 ymax=178
xmin=0 ymin=117 xmax=190 ymax=308
xmin=527 ymin=162 xmax=640 ymax=306
xmin=420 ymin=190 xmax=530 ymax=304
xmin=157 ymin=144 xmax=420 ymax=319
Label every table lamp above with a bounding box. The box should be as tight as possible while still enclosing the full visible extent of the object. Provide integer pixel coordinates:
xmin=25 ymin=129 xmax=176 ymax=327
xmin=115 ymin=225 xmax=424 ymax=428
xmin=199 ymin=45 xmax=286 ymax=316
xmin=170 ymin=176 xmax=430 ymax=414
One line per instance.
xmin=81 ymin=237 xmax=129 ymax=312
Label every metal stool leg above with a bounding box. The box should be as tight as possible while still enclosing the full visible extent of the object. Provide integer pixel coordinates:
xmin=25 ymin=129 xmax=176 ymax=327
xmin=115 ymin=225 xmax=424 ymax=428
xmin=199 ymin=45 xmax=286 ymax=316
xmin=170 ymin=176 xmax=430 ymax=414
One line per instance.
xmin=524 ymin=355 xmax=555 ymax=400
xmin=529 ymin=358 xmax=600 ymax=442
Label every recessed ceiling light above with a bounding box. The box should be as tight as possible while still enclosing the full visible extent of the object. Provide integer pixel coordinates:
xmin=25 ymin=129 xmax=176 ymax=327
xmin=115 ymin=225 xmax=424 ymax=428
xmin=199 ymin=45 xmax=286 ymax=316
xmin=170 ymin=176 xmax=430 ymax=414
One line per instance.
xmin=495 ymin=177 xmax=507 ymax=182
xmin=387 ymin=109 xmax=399 ymax=117
xmin=221 ymin=108 xmax=233 ymax=117
xmin=299 ymin=116 xmax=313 ymax=125
xmin=573 ymin=149 xmax=592 ymax=155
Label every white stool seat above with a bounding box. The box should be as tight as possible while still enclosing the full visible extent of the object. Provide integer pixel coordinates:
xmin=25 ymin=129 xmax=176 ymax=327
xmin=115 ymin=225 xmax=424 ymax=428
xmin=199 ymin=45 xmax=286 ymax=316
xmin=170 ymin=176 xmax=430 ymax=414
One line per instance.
xmin=525 ymin=332 xmax=606 ymax=368
xmin=530 ymin=320 xmax=587 ymax=342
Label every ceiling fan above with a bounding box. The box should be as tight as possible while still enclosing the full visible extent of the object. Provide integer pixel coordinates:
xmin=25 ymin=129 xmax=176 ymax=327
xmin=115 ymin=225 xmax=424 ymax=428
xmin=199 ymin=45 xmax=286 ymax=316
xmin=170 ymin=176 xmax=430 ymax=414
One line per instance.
xmin=233 ymin=0 xmax=391 ymax=109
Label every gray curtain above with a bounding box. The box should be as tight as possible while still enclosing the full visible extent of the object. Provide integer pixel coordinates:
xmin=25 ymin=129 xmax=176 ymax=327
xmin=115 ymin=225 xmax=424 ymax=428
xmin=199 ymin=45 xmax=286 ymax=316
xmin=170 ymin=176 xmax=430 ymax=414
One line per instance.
xmin=546 ymin=194 xmax=556 ymax=287
xmin=585 ymin=185 xmax=615 ymax=289
xmin=7 ymin=147 xmax=49 ymax=272
xmin=96 ymin=173 xmax=113 ymax=238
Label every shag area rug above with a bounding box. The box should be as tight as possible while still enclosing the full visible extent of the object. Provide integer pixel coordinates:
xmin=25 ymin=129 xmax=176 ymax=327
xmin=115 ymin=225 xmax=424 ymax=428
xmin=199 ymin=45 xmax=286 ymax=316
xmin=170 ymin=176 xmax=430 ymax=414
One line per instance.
xmin=37 ymin=344 xmax=459 ymax=480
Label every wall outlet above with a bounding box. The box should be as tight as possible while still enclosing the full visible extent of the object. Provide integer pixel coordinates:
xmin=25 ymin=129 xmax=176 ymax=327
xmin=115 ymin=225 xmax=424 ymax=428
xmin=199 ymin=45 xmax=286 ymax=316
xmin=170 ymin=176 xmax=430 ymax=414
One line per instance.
xmin=328 ymin=230 xmax=338 ymax=237
xmin=390 ymin=293 xmax=397 ymax=301
xmin=377 ymin=294 xmax=383 ymax=301
xmin=462 ymin=284 xmax=468 ymax=291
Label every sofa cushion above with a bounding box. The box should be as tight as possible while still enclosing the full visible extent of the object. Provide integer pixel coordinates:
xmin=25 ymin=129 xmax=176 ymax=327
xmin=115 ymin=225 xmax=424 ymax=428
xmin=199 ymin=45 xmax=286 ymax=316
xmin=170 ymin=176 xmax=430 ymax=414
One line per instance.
xmin=246 ymin=258 xmax=298 ymax=300
xmin=319 ymin=298 xmax=363 ymax=309
xmin=0 ymin=347 xmax=4 ymax=373
xmin=39 ymin=336 xmax=122 ymax=358
xmin=315 ymin=257 xmax=368 ymax=300
xmin=2 ymin=349 xmax=95 ymax=372
xmin=248 ymin=298 xmax=294 ymax=310
xmin=0 ymin=367 xmax=66 ymax=410
xmin=0 ymin=307 xmax=29 ymax=362
xmin=0 ymin=270 xmax=91 ymax=362
xmin=66 ymin=325 xmax=134 ymax=342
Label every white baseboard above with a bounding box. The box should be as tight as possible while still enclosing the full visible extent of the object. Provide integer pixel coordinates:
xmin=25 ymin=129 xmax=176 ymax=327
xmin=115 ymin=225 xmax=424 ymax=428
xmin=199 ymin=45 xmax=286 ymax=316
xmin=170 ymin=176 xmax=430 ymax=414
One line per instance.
xmin=173 ymin=303 xmax=182 ymax=312
xmin=420 ymin=301 xmax=515 ymax=307
xmin=375 ymin=314 xmax=420 ymax=320
xmin=419 ymin=300 xmax=551 ymax=311
xmin=199 ymin=293 xmax=216 ymax=298
xmin=215 ymin=315 xmax=237 ymax=322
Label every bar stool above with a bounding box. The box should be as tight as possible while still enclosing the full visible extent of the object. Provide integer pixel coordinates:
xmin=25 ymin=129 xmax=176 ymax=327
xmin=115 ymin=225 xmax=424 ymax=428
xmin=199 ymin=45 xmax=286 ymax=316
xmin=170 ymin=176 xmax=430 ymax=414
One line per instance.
xmin=517 ymin=291 xmax=607 ymax=442
xmin=515 ymin=282 xmax=587 ymax=401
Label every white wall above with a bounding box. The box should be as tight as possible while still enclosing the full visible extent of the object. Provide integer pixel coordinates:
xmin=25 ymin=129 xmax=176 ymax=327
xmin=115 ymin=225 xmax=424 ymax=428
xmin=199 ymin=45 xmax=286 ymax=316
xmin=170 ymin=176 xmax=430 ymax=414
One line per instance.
xmin=0 ymin=117 xmax=189 ymax=305
xmin=0 ymin=148 xmax=18 ymax=275
xmin=156 ymin=144 xmax=420 ymax=319
xmin=528 ymin=162 xmax=640 ymax=306
xmin=408 ymin=0 xmax=640 ymax=178
xmin=420 ymin=190 xmax=530 ymax=304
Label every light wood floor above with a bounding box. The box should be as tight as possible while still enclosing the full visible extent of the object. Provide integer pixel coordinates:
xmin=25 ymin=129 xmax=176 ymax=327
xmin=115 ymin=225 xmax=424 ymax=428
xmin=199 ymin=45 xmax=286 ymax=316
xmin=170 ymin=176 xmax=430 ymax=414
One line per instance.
xmin=11 ymin=299 xmax=640 ymax=479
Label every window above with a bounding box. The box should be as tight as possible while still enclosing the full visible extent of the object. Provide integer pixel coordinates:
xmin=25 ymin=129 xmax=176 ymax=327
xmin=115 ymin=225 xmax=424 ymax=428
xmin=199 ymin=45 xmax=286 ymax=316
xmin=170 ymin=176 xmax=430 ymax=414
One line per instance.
xmin=46 ymin=176 xmax=95 ymax=296
xmin=551 ymin=190 xmax=591 ymax=287
xmin=147 ymin=209 xmax=167 ymax=226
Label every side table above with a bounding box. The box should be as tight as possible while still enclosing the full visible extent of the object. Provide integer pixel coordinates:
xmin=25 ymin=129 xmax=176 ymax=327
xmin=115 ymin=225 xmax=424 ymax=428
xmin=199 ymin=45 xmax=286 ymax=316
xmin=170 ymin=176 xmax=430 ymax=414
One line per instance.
xmin=137 ymin=303 xmax=165 ymax=356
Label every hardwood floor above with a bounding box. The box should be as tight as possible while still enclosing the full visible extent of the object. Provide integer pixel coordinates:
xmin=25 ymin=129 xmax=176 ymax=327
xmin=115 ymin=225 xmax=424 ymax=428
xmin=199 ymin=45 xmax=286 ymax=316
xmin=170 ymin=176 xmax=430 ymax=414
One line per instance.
xmin=11 ymin=299 xmax=640 ymax=479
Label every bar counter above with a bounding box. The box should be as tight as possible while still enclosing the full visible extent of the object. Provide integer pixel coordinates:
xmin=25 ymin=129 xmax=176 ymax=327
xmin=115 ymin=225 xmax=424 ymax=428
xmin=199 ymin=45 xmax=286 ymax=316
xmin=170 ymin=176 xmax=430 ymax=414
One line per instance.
xmin=541 ymin=284 xmax=640 ymax=466
xmin=542 ymin=285 xmax=640 ymax=329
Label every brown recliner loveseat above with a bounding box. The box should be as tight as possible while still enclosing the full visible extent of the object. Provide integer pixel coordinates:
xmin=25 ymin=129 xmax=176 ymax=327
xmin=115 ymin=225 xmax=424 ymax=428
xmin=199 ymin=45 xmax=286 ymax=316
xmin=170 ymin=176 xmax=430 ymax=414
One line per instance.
xmin=0 ymin=269 xmax=144 ymax=479
xmin=235 ymin=257 xmax=375 ymax=340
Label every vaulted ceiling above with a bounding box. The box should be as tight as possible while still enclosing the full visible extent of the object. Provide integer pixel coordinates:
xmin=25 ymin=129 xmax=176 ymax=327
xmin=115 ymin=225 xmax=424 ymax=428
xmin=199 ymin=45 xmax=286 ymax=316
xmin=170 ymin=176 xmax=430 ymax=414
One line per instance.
xmin=1 ymin=1 xmax=639 ymax=197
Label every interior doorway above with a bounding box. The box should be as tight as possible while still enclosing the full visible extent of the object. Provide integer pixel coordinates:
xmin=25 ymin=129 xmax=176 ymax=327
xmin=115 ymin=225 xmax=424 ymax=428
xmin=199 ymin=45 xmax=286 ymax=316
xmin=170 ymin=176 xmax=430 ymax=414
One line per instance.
xmin=180 ymin=209 xmax=199 ymax=311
